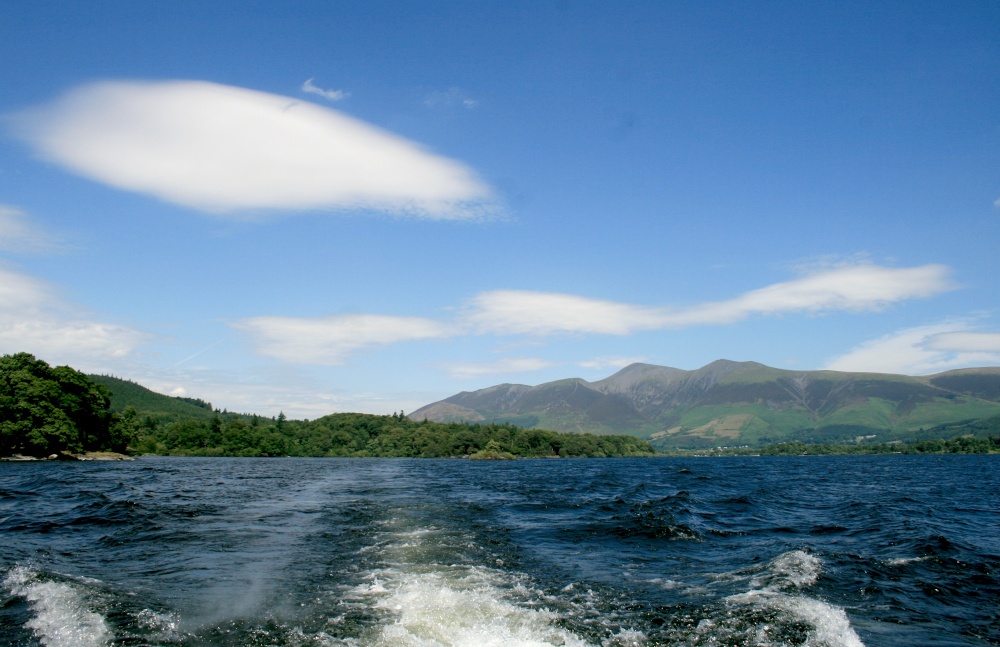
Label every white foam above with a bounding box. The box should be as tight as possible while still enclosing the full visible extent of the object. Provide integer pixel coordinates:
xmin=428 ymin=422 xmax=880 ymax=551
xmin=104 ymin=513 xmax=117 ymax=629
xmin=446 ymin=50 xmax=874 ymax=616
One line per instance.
xmin=778 ymin=595 xmax=865 ymax=647
xmin=136 ymin=608 xmax=184 ymax=643
xmin=726 ymin=584 xmax=864 ymax=645
xmin=885 ymin=556 xmax=931 ymax=566
xmin=361 ymin=568 xmax=593 ymax=647
xmin=752 ymin=550 xmax=823 ymax=591
xmin=727 ymin=590 xmax=865 ymax=647
xmin=3 ymin=566 xmax=112 ymax=647
xmin=601 ymin=628 xmax=646 ymax=646
xmin=715 ymin=550 xmax=866 ymax=647
xmin=345 ymin=516 xmax=603 ymax=647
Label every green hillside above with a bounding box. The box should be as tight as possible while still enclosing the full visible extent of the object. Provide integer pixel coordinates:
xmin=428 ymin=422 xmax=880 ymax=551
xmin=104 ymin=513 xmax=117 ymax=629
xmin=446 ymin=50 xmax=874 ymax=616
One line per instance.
xmin=90 ymin=375 xmax=217 ymax=424
xmin=411 ymin=360 xmax=1000 ymax=450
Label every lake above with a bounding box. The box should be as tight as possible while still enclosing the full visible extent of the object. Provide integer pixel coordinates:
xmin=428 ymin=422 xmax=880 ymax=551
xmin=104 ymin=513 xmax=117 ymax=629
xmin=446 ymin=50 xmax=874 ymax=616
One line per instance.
xmin=2 ymin=456 xmax=998 ymax=646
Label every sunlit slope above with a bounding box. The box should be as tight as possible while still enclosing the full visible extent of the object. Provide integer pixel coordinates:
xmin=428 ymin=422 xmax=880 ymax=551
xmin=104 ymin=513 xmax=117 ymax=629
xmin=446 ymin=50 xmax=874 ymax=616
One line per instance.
xmin=410 ymin=360 xmax=1000 ymax=449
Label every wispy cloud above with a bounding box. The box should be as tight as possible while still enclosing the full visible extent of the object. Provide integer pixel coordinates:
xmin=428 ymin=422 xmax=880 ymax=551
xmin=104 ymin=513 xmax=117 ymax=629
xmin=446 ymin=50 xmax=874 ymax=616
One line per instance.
xmin=301 ymin=78 xmax=349 ymax=101
xmin=664 ymin=263 xmax=953 ymax=326
xmin=233 ymin=262 xmax=953 ymax=366
xmin=234 ymin=314 xmax=454 ymax=365
xmin=578 ymin=356 xmax=648 ymax=371
xmin=825 ymin=322 xmax=1000 ymax=375
xmin=923 ymin=331 xmax=1000 ymax=353
xmin=0 ymin=266 xmax=148 ymax=366
xmin=0 ymin=205 xmax=64 ymax=254
xmin=467 ymin=264 xmax=954 ymax=335
xmin=9 ymin=80 xmax=497 ymax=219
xmin=466 ymin=290 xmax=667 ymax=335
xmin=0 ymin=265 xmax=59 ymax=311
xmin=443 ymin=357 xmax=555 ymax=379
xmin=423 ymin=87 xmax=479 ymax=109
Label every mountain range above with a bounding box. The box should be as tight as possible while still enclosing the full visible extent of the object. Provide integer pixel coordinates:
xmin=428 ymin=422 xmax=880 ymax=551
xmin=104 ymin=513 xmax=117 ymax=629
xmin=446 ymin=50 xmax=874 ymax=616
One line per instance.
xmin=409 ymin=361 xmax=1000 ymax=450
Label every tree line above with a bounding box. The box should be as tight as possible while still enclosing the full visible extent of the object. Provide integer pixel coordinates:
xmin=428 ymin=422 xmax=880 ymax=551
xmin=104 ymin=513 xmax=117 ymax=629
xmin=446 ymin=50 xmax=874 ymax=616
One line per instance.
xmin=686 ymin=434 xmax=1000 ymax=456
xmin=130 ymin=410 xmax=656 ymax=458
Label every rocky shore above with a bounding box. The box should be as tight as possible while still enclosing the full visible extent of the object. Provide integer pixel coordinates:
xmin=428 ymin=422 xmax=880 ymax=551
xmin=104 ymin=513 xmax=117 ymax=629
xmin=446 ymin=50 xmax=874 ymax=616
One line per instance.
xmin=1 ymin=451 xmax=133 ymax=462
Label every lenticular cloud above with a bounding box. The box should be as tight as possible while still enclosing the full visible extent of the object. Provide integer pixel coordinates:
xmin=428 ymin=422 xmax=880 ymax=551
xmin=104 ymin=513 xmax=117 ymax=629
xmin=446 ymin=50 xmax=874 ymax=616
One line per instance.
xmin=10 ymin=80 xmax=495 ymax=218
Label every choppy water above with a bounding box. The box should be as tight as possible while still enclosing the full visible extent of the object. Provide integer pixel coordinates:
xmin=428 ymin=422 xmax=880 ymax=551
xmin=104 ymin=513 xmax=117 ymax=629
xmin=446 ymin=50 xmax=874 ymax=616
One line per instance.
xmin=1 ymin=456 xmax=998 ymax=646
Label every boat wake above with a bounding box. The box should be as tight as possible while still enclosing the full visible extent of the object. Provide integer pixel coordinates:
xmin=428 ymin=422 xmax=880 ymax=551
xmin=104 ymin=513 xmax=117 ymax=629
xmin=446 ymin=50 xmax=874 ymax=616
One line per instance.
xmin=3 ymin=566 xmax=112 ymax=647
xmin=2 ymin=532 xmax=865 ymax=647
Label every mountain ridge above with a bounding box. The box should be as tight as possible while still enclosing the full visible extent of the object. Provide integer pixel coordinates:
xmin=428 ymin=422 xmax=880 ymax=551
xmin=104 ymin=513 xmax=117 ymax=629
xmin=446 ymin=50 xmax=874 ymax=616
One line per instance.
xmin=410 ymin=360 xmax=1000 ymax=449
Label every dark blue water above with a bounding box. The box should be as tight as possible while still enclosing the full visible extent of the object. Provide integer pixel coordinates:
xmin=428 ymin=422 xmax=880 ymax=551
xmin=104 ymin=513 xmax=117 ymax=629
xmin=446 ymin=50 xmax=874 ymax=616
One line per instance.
xmin=1 ymin=456 xmax=998 ymax=646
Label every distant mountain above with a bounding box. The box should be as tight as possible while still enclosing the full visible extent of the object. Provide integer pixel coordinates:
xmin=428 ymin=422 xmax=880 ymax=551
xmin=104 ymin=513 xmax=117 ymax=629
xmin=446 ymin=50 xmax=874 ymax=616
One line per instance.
xmin=409 ymin=361 xmax=1000 ymax=450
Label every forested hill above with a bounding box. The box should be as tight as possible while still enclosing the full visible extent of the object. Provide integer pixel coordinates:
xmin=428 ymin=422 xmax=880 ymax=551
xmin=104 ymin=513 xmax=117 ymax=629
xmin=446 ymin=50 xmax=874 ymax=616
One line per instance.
xmin=90 ymin=375 xmax=217 ymax=424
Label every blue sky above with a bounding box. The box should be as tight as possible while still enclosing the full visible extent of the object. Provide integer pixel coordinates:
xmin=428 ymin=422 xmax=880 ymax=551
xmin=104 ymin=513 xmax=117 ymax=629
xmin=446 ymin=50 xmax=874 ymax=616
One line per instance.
xmin=1 ymin=1 xmax=998 ymax=418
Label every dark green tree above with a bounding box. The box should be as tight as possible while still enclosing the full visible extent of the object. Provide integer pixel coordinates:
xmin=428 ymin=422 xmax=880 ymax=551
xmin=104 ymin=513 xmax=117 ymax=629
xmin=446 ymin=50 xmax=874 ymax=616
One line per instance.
xmin=108 ymin=406 xmax=142 ymax=453
xmin=0 ymin=353 xmax=114 ymax=456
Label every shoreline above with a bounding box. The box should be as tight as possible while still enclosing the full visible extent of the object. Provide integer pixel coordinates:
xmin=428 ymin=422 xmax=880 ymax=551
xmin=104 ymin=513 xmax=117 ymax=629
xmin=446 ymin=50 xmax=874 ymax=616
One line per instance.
xmin=0 ymin=451 xmax=134 ymax=462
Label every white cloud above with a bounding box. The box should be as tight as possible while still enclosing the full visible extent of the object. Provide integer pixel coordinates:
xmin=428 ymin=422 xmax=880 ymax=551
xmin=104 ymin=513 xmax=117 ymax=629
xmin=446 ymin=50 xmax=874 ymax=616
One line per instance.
xmin=301 ymin=78 xmax=349 ymax=101
xmin=232 ymin=262 xmax=955 ymax=367
xmin=467 ymin=263 xmax=954 ymax=335
xmin=234 ymin=314 xmax=454 ymax=365
xmin=923 ymin=331 xmax=1000 ymax=353
xmin=443 ymin=357 xmax=555 ymax=380
xmin=10 ymin=80 xmax=496 ymax=218
xmin=825 ymin=322 xmax=1000 ymax=375
xmin=0 ymin=266 xmax=147 ymax=366
xmin=0 ymin=205 xmax=63 ymax=254
xmin=664 ymin=263 xmax=954 ymax=326
xmin=0 ymin=265 xmax=54 ymax=311
xmin=0 ymin=320 xmax=142 ymax=360
xmin=466 ymin=290 xmax=667 ymax=335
